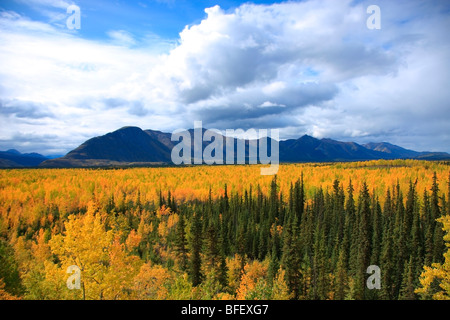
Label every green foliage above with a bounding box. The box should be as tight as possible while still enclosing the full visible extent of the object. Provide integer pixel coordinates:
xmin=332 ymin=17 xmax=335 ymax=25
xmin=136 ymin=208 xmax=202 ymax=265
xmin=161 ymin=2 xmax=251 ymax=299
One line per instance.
xmin=0 ymin=239 xmax=23 ymax=296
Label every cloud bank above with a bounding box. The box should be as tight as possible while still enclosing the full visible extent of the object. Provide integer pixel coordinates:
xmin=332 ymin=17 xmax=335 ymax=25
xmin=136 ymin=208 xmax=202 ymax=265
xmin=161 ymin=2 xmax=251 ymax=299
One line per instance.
xmin=0 ymin=0 xmax=449 ymax=154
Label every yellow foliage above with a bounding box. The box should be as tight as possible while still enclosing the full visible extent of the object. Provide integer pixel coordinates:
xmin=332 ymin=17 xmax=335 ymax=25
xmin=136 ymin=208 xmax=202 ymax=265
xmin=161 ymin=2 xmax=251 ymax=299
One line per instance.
xmin=125 ymin=229 xmax=142 ymax=251
xmin=132 ymin=262 xmax=173 ymax=300
xmin=48 ymin=206 xmax=141 ymax=299
xmin=236 ymin=260 xmax=268 ymax=300
xmin=416 ymin=215 xmax=450 ymax=300
xmin=102 ymin=236 xmax=142 ymax=299
xmin=272 ymin=268 xmax=293 ymax=300
xmin=1 ymin=161 xmax=448 ymax=235
xmin=227 ymin=254 xmax=243 ymax=293
xmin=156 ymin=205 xmax=172 ymax=218
xmin=0 ymin=161 xmax=448 ymax=300
xmin=215 ymin=292 xmax=235 ymax=300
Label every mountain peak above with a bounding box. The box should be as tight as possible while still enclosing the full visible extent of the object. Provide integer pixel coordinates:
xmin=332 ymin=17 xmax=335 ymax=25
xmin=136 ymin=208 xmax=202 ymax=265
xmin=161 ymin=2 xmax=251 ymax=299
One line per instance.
xmin=117 ymin=126 xmax=142 ymax=131
xmin=6 ymin=149 xmax=21 ymax=155
xmin=53 ymin=125 xmax=171 ymax=164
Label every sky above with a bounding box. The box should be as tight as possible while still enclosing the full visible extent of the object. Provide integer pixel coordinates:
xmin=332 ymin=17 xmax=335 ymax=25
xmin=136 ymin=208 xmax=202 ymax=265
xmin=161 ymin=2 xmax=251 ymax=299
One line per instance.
xmin=0 ymin=0 xmax=449 ymax=156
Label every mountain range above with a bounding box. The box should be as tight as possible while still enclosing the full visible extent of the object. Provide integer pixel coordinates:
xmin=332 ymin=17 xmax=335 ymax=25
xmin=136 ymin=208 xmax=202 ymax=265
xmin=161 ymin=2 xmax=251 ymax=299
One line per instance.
xmin=2 ymin=126 xmax=449 ymax=168
xmin=0 ymin=149 xmax=49 ymax=168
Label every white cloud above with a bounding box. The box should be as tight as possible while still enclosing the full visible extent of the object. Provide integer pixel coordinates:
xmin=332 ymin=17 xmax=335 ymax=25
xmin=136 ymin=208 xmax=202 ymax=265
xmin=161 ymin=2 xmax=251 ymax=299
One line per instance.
xmin=107 ymin=30 xmax=137 ymax=47
xmin=0 ymin=0 xmax=450 ymax=154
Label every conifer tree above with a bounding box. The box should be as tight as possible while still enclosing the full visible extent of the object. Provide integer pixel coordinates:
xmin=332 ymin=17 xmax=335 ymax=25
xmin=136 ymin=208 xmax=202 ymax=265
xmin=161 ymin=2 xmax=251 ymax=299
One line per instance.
xmin=204 ymin=223 xmax=220 ymax=274
xmin=399 ymin=256 xmax=416 ymax=300
xmin=189 ymin=212 xmax=203 ymax=286
xmin=175 ymin=213 xmax=188 ymax=272
xmin=380 ymin=188 xmax=394 ymax=300
xmin=281 ymin=217 xmax=301 ymax=299
xmin=354 ymin=182 xmax=371 ymax=299
xmin=423 ymin=190 xmax=433 ymax=266
xmin=431 ymin=173 xmax=444 ymax=264
xmin=268 ymin=243 xmax=280 ymax=286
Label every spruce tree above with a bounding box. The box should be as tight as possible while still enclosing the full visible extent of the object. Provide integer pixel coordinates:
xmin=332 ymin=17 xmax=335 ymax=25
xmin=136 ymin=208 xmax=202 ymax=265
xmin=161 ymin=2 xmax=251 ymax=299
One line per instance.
xmin=281 ymin=217 xmax=301 ymax=299
xmin=423 ymin=190 xmax=433 ymax=266
xmin=380 ymin=188 xmax=394 ymax=299
xmin=175 ymin=213 xmax=189 ymax=272
xmin=204 ymin=223 xmax=220 ymax=274
xmin=431 ymin=172 xmax=444 ymax=264
xmin=189 ymin=212 xmax=203 ymax=286
xmin=399 ymin=256 xmax=416 ymax=300
xmin=354 ymin=182 xmax=371 ymax=300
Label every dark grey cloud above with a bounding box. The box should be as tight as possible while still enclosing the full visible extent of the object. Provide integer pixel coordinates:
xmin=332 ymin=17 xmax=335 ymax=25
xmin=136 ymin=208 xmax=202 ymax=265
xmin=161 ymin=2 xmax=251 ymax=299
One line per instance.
xmin=192 ymin=82 xmax=339 ymax=124
xmin=102 ymin=97 xmax=128 ymax=109
xmin=204 ymin=114 xmax=299 ymax=132
xmin=128 ymin=101 xmax=148 ymax=116
xmin=0 ymin=99 xmax=54 ymax=119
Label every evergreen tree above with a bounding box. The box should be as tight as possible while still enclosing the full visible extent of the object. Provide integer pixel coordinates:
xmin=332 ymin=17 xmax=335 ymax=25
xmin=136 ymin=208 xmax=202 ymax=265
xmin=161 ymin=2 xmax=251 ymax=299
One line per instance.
xmin=312 ymin=215 xmax=328 ymax=300
xmin=354 ymin=182 xmax=371 ymax=299
xmin=431 ymin=172 xmax=445 ymax=264
xmin=399 ymin=256 xmax=416 ymax=300
xmin=175 ymin=213 xmax=188 ymax=272
xmin=380 ymin=188 xmax=394 ymax=300
xmin=189 ymin=212 xmax=203 ymax=286
xmin=334 ymin=244 xmax=349 ymax=300
xmin=423 ymin=190 xmax=433 ymax=266
xmin=204 ymin=223 xmax=220 ymax=274
xmin=281 ymin=217 xmax=301 ymax=299
xmin=268 ymin=243 xmax=280 ymax=286
xmin=0 ymin=239 xmax=23 ymax=297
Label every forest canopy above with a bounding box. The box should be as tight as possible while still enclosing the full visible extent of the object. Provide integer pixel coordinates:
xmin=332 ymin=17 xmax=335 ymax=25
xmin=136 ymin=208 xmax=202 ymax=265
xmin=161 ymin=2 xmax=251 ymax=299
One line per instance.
xmin=0 ymin=160 xmax=449 ymax=300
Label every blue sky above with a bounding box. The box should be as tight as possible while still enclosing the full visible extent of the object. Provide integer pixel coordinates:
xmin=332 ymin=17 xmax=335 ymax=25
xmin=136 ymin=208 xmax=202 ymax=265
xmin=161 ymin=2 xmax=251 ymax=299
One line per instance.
xmin=1 ymin=0 xmax=287 ymax=40
xmin=0 ymin=0 xmax=449 ymax=155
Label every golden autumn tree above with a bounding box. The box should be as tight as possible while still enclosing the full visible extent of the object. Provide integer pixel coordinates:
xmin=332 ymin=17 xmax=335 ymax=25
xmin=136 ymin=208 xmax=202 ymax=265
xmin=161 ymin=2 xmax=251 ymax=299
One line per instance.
xmin=416 ymin=215 xmax=450 ymax=300
xmin=132 ymin=262 xmax=173 ymax=300
xmin=49 ymin=201 xmax=112 ymax=299
xmin=49 ymin=201 xmax=141 ymax=300
xmin=101 ymin=236 xmax=142 ymax=299
xmin=236 ymin=260 xmax=270 ymax=300
xmin=18 ymin=228 xmax=76 ymax=300
xmin=271 ymin=268 xmax=292 ymax=300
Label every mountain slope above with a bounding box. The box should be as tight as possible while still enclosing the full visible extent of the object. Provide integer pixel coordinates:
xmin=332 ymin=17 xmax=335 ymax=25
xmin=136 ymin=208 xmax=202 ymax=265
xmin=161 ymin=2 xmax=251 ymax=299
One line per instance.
xmin=278 ymin=135 xmax=395 ymax=162
xmin=364 ymin=142 xmax=450 ymax=160
xmin=38 ymin=126 xmax=450 ymax=168
xmin=363 ymin=142 xmax=420 ymax=158
xmin=40 ymin=126 xmax=172 ymax=167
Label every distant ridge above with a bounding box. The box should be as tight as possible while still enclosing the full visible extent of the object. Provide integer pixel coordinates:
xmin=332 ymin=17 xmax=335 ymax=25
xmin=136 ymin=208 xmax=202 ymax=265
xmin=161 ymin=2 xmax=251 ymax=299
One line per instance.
xmin=33 ymin=126 xmax=450 ymax=168
xmin=0 ymin=149 xmax=48 ymax=167
xmin=363 ymin=142 xmax=450 ymax=160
